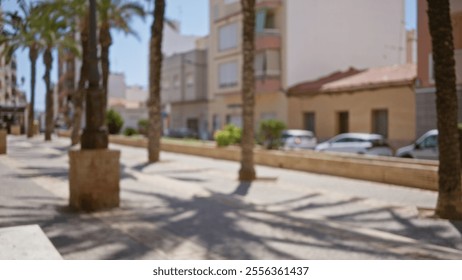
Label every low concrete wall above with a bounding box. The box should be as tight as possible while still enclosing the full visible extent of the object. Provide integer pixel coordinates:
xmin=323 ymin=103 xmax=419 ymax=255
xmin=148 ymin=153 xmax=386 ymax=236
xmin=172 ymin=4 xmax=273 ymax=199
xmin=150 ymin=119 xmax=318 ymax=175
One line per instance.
xmin=57 ymin=131 xmax=439 ymax=191
xmin=0 ymin=129 xmax=6 ymax=154
xmin=11 ymin=125 xmax=21 ymax=136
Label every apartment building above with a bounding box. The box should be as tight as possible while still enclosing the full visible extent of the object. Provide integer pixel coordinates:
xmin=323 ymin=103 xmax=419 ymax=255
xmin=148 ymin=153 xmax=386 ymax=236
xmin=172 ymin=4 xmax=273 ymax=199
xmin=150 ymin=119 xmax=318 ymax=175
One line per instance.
xmin=56 ymin=22 xmax=199 ymax=130
xmin=0 ymin=51 xmax=27 ymax=133
xmin=208 ymin=0 xmax=406 ymax=131
xmin=416 ymin=0 xmax=462 ymax=137
xmin=161 ymin=46 xmax=209 ymax=139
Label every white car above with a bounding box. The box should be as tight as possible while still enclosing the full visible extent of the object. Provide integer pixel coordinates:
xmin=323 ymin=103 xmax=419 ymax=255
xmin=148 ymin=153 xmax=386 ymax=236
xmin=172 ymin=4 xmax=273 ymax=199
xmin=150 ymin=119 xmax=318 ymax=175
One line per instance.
xmin=281 ymin=130 xmax=317 ymax=150
xmin=315 ymin=133 xmax=393 ymax=156
xmin=395 ymin=129 xmax=438 ymax=160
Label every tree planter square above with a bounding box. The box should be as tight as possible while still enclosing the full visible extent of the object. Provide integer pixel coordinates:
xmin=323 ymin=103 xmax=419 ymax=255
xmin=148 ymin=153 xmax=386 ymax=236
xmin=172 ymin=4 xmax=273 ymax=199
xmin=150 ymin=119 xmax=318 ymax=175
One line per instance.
xmin=11 ymin=125 xmax=21 ymax=135
xmin=69 ymin=149 xmax=120 ymax=211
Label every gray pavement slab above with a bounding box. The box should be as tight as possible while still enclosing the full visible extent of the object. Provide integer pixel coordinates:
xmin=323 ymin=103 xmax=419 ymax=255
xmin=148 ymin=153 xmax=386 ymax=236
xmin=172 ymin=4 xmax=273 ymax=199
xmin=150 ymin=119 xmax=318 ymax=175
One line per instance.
xmin=1 ymin=134 xmax=462 ymax=259
xmin=0 ymin=224 xmax=62 ymax=260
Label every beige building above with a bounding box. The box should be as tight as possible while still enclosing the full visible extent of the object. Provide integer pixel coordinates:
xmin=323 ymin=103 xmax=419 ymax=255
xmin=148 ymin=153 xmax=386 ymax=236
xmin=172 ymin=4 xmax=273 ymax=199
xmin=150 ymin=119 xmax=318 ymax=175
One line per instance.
xmin=208 ymin=0 xmax=406 ymax=132
xmin=161 ymin=45 xmax=209 ymax=139
xmin=287 ymin=64 xmax=416 ymax=149
xmin=416 ymin=0 xmax=462 ymax=136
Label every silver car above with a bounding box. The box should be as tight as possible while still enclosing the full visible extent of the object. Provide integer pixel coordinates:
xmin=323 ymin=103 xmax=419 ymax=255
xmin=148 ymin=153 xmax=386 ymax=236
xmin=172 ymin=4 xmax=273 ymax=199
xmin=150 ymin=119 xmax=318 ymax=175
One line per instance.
xmin=281 ymin=130 xmax=317 ymax=150
xmin=315 ymin=133 xmax=393 ymax=156
xmin=396 ymin=129 xmax=438 ymax=160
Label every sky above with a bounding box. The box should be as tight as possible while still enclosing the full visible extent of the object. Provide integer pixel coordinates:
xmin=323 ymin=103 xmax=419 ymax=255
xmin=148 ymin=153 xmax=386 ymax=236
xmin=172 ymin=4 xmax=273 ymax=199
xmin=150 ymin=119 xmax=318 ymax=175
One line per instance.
xmin=2 ymin=0 xmax=416 ymax=111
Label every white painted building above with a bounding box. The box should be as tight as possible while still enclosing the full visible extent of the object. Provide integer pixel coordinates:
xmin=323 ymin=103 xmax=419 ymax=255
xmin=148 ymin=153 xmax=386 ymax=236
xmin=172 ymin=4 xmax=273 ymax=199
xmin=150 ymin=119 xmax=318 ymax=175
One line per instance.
xmin=284 ymin=0 xmax=406 ymax=87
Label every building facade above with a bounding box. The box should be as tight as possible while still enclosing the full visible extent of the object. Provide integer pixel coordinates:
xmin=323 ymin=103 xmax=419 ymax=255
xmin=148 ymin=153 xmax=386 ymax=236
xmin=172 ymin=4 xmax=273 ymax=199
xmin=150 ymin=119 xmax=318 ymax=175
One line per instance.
xmin=287 ymin=64 xmax=416 ymax=149
xmin=0 ymin=51 xmax=27 ymax=133
xmin=208 ymin=0 xmax=406 ymax=132
xmin=416 ymin=0 xmax=462 ymax=137
xmin=161 ymin=48 xmax=209 ymax=139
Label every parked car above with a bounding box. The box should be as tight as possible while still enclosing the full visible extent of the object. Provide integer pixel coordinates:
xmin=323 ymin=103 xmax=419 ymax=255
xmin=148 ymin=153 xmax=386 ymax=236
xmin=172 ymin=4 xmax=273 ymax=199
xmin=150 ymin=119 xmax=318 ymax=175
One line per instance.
xmin=167 ymin=127 xmax=198 ymax=139
xmin=395 ymin=129 xmax=438 ymax=160
xmin=315 ymin=133 xmax=393 ymax=156
xmin=281 ymin=129 xmax=317 ymax=150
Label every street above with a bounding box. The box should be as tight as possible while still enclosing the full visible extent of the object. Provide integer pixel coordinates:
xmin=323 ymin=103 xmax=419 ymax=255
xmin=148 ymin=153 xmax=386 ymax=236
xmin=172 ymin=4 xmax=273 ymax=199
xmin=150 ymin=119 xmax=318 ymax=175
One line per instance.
xmin=1 ymin=135 xmax=462 ymax=259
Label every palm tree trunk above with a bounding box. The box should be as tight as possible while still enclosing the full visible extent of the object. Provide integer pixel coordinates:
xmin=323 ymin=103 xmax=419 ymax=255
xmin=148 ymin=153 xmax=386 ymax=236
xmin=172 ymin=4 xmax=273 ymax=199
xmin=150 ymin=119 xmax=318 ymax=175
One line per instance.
xmin=99 ymin=22 xmax=111 ymax=113
xmin=27 ymin=47 xmax=38 ymax=138
xmin=71 ymin=15 xmax=89 ymax=146
xmin=427 ymin=0 xmax=462 ymax=219
xmin=147 ymin=0 xmax=165 ymax=163
xmin=239 ymin=0 xmax=256 ymax=181
xmin=44 ymin=47 xmax=54 ymax=141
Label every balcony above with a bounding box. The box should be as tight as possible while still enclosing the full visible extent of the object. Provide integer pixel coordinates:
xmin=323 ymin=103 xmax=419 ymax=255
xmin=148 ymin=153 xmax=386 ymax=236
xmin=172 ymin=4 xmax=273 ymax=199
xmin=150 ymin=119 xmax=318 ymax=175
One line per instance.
xmin=255 ymin=30 xmax=281 ymax=51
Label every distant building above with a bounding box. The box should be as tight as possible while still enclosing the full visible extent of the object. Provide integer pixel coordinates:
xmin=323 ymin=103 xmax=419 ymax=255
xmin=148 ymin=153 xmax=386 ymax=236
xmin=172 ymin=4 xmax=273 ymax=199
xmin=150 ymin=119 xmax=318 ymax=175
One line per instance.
xmin=0 ymin=49 xmax=27 ymax=133
xmin=416 ymin=0 xmax=462 ymax=137
xmin=207 ymin=0 xmax=406 ymax=131
xmin=56 ymin=21 xmax=198 ymax=130
xmin=287 ymin=64 xmax=417 ymax=149
xmin=106 ymin=74 xmax=148 ymax=132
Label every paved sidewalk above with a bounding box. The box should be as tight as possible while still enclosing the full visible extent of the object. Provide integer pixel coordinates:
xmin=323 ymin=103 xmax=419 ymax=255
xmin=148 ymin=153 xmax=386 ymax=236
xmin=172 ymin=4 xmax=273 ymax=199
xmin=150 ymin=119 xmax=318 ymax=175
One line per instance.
xmin=1 ymin=135 xmax=462 ymax=259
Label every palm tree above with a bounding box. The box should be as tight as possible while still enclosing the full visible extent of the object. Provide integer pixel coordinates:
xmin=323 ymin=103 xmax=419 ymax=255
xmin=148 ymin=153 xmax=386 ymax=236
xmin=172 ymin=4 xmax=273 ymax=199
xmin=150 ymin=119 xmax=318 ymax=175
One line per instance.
xmin=147 ymin=0 xmax=165 ymax=163
xmin=35 ymin=0 xmax=87 ymax=145
xmin=34 ymin=3 xmax=79 ymax=141
xmin=73 ymin=6 xmax=90 ymax=146
xmin=98 ymin=0 xmax=145 ymax=111
xmin=238 ymin=0 xmax=256 ymax=181
xmin=427 ymin=0 xmax=462 ymax=219
xmin=0 ymin=1 xmax=40 ymax=138
xmin=80 ymin=0 xmax=108 ymax=149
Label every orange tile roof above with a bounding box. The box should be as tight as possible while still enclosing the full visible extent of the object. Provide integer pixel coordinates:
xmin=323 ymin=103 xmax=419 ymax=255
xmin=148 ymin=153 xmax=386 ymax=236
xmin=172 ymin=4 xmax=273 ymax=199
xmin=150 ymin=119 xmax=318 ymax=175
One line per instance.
xmin=322 ymin=64 xmax=416 ymax=93
xmin=287 ymin=64 xmax=416 ymax=97
xmin=287 ymin=67 xmax=362 ymax=97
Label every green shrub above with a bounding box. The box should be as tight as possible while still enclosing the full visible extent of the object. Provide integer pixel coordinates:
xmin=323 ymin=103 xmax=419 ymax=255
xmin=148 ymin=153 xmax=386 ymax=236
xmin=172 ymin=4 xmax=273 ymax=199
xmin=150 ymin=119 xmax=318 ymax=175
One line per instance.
xmin=259 ymin=119 xmax=286 ymax=149
xmin=214 ymin=124 xmax=242 ymax=147
xmin=123 ymin=127 xmax=138 ymax=136
xmin=138 ymin=119 xmax=148 ymax=135
xmin=106 ymin=109 xmax=124 ymax=134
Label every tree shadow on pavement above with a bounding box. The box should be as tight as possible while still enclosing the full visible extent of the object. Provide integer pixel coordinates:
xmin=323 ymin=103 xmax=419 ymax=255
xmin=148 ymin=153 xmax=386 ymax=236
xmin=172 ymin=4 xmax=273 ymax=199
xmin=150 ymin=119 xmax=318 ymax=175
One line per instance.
xmin=232 ymin=181 xmax=252 ymax=196
xmin=94 ymin=188 xmax=462 ymax=260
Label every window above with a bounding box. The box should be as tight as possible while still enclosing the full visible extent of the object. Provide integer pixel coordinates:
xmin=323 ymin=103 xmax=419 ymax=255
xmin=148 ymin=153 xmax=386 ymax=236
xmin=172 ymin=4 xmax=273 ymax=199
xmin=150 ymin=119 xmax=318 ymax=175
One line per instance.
xmin=372 ymin=109 xmax=388 ymax=138
xmin=219 ymin=22 xmax=238 ymax=51
xmin=186 ymin=73 xmax=194 ymax=86
xmin=162 ymin=79 xmax=170 ymax=90
xmin=303 ymin=112 xmax=315 ymax=134
xmin=260 ymin=112 xmax=276 ymax=121
xmin=213 ymin=5 xmax=219 ymax=20
xmin=173 ymin=75 xmax=180 ymax=88
xmin=337 ymin=111 xmax=349 ymax=134
xmin=256 ymin=9 xmax=277 ymax=33
xmin=213 ymin=114 xmax=220 ymax=132
xmin=429 ymin=53 xmax=434 ymax=84
xmin=421 ymin=135 xmax=438 ymax=148
xmin=254 ymin=50 xmax=280 ymax=78
xmin=218 ymin=61 xmax=238 ymax=88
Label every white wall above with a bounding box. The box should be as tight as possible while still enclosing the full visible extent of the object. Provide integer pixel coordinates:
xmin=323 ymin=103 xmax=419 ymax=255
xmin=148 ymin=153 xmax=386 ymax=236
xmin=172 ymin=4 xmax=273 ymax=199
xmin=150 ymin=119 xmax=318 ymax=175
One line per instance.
xmin=108 ymin=73 xmax=126 ymax=99
xmin=285 ymin=0 xmax=406 ymax=87
xmin=126 ymin=86 xmax=148 ymax=103
xmin=451 ymin=0 xmax=462 ymax=13
xmin=163 ymin=25 xmax=199 ymax=56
